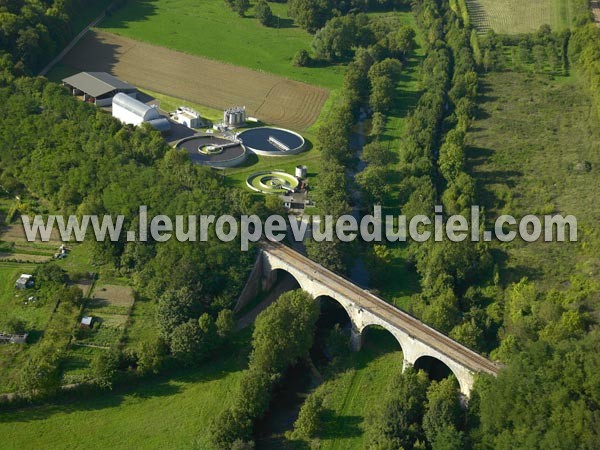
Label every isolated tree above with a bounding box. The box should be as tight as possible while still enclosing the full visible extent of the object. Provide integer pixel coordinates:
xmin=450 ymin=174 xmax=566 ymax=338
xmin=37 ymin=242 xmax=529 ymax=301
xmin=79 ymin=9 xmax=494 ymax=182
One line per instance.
xmin=250 ymin=289 xmax=319 ymax=373
xmin=34 ymin=263 xmax=66 ymax=283
xmin=230 ymin=440 xmax=255 ymax=450
xmin=255 ymin=0 xmax=274 ymax=26
xmin=60 ymin=285 xmax=84 ymax=306
xmin=430 ymin=426 xmax=464 ymax=450
xmin=91 ymin=348 xmax=120 ymax=389
xmin=356 ymin=165 xmax=390 ymax=205
xmin=423 ymin=378 xmax=463 ymax=445
xmin=439 ymin=141 xmax=465 ymax=183
xmin=210 ymin=407 xmax=253 ymax=450
xmin=236 ymin=368 xmax=275 ymax=418
xmin=288 ymin=0 xmax=330 ymax=33
xmin=198 ymin=312 xmax=219 ymax=353
xmin=366 ymin=368 xmax=430 ymax=449
xmin=369 ymin=75 xmax=395 ymax=113
xmin=157 ymin=288 xmax=195 ymax=338
xmin=170 ymin=320 xmax=203 ymax=365
xmin=305 ymin=238 xmax=347 ymax=274
xmin=391 ymin=25 xmax=417 ymax=57
xmin=293 ymin=49 xmax=311 ymax=67
xmin=362 ymin=141 xmax=395 ymax=166
xmin=292 ymin=392 xmax=324 ymax=439
xmin=325 ymin=323 xmax=349 ymax=358
xmin=450 ymin=319 xmax=484 ymax=350
xmin=216 ymin=308 xmax=235 ymax=340
xmin=233 ymin=0 xmax=250 ymax=17
xmin=370 ymin=112 xmax=386 ymax=137
xmin=136 ymin=337 xmax=167 ymax=376
xmin=368 ymin=58 xmax=403 ymax=80
xmin=19 ymin=351 xmax=61 ymax=399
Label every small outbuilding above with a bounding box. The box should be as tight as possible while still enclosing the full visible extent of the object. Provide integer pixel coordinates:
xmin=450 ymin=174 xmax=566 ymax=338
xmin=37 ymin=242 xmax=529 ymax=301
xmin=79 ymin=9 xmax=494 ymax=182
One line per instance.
xmin=0 ymin=332 xmax=28 ymax=344
xmin=15 ymin=274 xmax=34 ymax=290
xmin=80 ymin=316 xmax=94 ymax=329
xmin=171 ymin=106 xmax=202 ymax=128
xmin=62 ymin=72 xmax=137 ymax=106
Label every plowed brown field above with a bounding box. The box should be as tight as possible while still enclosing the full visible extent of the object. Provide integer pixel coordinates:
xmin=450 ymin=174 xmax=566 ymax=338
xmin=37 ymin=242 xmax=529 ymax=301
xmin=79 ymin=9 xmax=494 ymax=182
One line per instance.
xmin=61 ymin=30 xmax=329 ymax=130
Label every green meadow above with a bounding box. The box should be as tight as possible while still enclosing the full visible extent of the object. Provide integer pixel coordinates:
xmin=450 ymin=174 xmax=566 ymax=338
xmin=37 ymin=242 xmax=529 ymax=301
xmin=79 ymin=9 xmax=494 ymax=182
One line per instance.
xmin=0 ymin=334 xmax=251 ymax=450
xmin=100 ymin=0 xmax=345 ymax=89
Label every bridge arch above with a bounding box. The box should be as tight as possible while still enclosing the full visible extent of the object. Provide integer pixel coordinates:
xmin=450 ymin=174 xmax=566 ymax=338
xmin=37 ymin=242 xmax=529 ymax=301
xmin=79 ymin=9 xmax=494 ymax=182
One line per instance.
xmin=356 ymin=321 xmax=406 ymax=354
xmin=360 ymin=324 xmax=404 ymax=355
xmin=409 ymin=352 xmax=472 ymax=396
xmin=413 ymin=355 xmax=453 ymax=381
xmin=263 ymin=260 xmax=359 ymax=328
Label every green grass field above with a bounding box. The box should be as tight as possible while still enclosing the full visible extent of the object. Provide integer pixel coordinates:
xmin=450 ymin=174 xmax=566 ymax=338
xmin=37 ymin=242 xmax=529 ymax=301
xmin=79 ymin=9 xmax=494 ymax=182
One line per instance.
xmin=0 ymin=334 xmax=251 ymax=450
xmin=465 ymin=0 xmax=580 ymax=33
xmin=466 ymin=71 xmax=600 ymax=291
xmin=306 ymin=328 xmax=404 ymax=449
xmin=99 ymin=0 xmax=345 ymax=89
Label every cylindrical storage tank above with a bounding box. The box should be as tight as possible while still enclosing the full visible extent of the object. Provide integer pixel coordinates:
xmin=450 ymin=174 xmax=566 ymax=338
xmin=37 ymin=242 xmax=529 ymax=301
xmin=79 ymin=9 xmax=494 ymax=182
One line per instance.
xmin=295 ymin=165 xmax=307 ymax=179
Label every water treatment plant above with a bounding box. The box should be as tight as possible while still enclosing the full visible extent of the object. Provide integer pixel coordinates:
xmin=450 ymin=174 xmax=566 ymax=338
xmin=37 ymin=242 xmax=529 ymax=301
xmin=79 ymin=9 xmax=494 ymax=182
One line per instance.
xmin=236 ymin=127 xmax=305 ymax=156
xmin=246 ymin=171 xmax=301 ymax=194
xmin=175 ymin=123 xmax=307 ymax=169
xmin=175 ymin=135 xmax=247 ymax=168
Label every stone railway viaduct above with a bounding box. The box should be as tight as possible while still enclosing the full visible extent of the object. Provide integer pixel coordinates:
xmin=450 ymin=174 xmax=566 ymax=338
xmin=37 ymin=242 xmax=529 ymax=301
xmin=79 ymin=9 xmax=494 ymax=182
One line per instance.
xmin=238 ymin=241 xmax=501 ymax=397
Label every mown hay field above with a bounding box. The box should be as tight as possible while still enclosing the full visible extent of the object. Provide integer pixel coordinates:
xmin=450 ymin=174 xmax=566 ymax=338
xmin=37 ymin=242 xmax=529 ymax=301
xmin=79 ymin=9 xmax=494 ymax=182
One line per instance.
xmin=465 ymin=0 xmax=578 ymax=33
xmin=61 ymin=30 xmax=329 ymax=130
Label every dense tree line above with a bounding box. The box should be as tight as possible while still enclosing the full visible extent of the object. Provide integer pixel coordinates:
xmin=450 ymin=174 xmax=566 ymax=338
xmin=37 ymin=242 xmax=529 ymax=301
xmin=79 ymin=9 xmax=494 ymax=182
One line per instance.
xmin=366 ymin=368 xmax=465 ymax=450
xmin=0 ymin=0 xmax=117 ymax=74
xmin=350 ymin=0 xmax=493 ymax=344
xmin=309 ymin=12 xmax=416 ymax=64
xmin=306 ymin=13 xmax=416 ymax=273
xmin=288 ymin=0 xmax=410 ymax=33
xmin=209 ymin=290 xmax=319 ymax=449
xmin=569 ymin=22 xmax=600 ymax=118
xmin=472 ymin=330 xmax=600 ymax=449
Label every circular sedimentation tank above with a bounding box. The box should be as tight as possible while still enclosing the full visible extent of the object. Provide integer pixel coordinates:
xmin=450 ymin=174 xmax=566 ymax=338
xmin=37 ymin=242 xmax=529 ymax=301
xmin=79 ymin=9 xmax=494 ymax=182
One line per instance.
xmin=175 ymin=135 xmax=246 ymax=168
xmin=246 ymin=171 xmax=299 ymax=194
xmin=237 ymin=127 xmax=305 ymax=156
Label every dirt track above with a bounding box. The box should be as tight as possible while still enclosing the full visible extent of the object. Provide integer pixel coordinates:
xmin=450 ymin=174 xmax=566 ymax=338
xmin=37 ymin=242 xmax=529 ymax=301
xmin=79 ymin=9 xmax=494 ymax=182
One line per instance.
xmin=61 ymin=30 xmax=329 ymax=130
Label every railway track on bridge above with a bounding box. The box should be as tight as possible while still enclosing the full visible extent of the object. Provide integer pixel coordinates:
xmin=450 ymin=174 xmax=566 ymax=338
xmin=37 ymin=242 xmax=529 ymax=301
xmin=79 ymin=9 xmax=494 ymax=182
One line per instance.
xmin=261 ymin=240 xmax=501 ymax=376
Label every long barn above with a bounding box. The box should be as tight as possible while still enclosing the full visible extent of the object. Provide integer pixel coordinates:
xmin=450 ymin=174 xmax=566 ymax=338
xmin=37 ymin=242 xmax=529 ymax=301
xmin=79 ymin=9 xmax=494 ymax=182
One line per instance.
xmin=62 ymin=71 xmax=137 ymax=106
